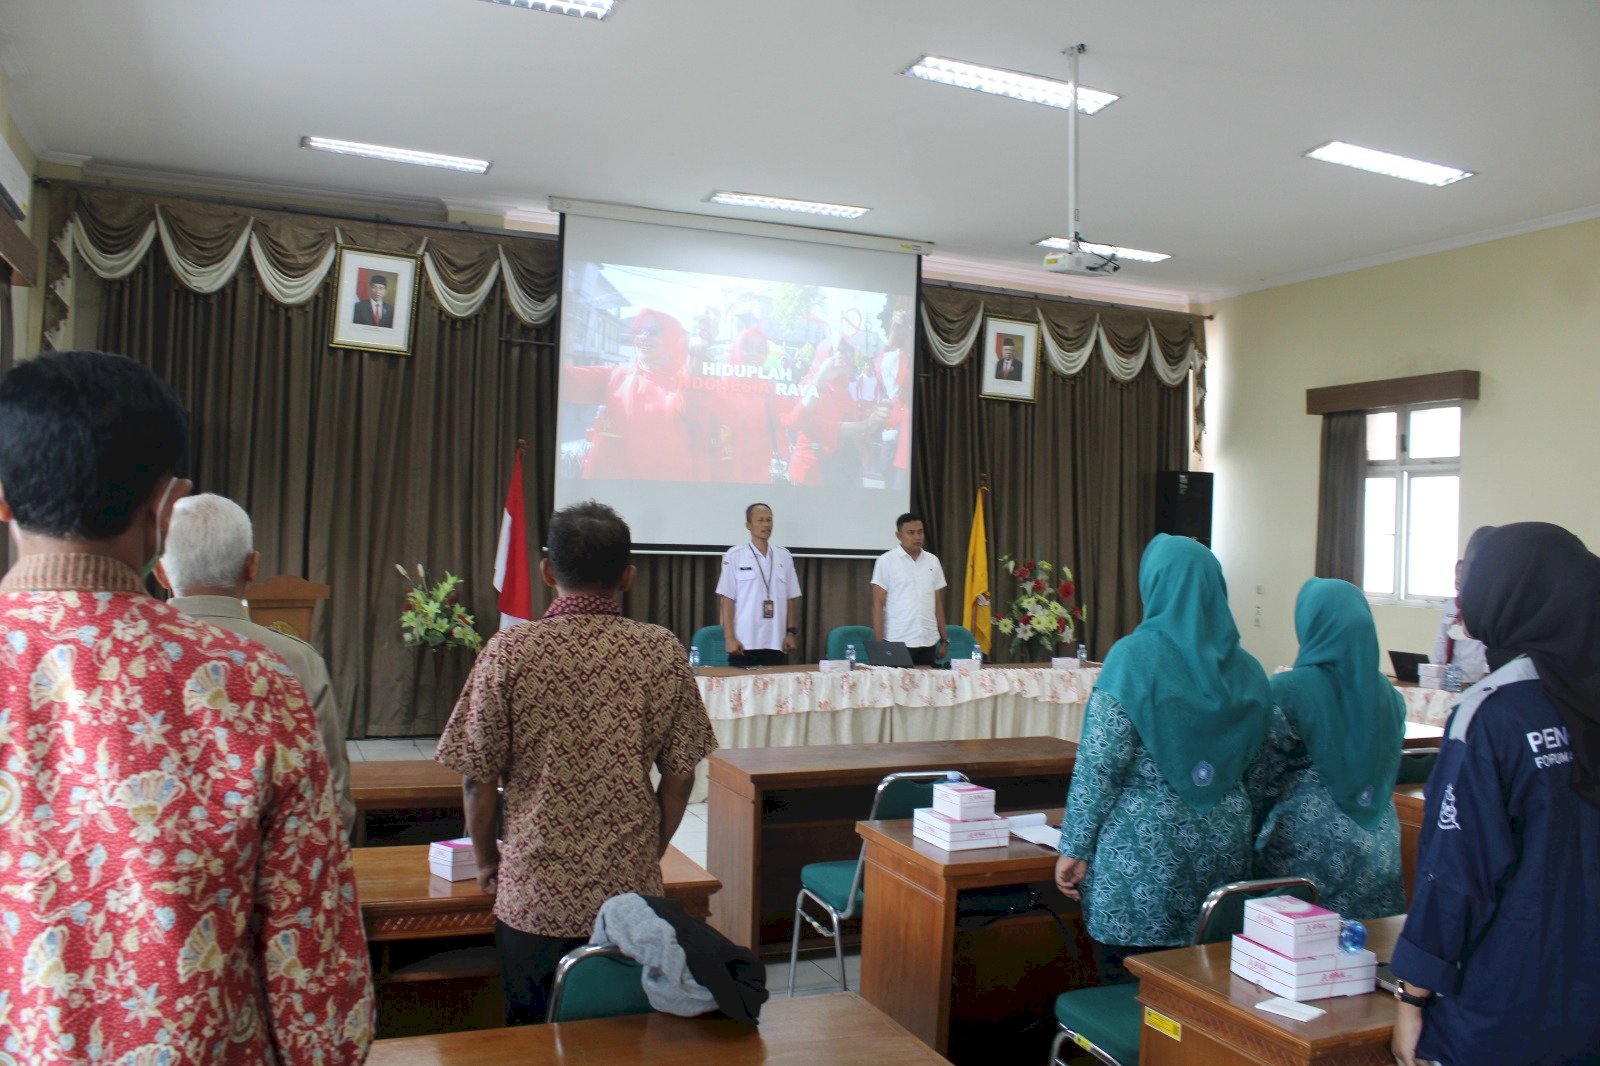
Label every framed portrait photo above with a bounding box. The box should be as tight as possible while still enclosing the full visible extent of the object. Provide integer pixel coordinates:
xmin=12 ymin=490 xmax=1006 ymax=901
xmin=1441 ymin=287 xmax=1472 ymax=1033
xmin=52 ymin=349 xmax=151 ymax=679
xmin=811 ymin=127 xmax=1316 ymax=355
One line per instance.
xmin=980 ymin=317 xmax=1040 ymax=402
xmin=330 ymin=246 xmax=422 ymax=355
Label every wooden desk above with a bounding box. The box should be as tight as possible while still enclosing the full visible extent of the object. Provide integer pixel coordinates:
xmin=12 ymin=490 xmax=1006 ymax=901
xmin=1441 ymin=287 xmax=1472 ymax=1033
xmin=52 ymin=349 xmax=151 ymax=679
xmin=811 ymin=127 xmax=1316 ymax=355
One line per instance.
xmin=350 ymin=759 xmax=463 ymax=845
xmin=1127 ymin=915 xmax=1404 ymax=1065
xmin=1394 ymin=783 xmax=1426 ymax=905
xmin=1402 ymin=721 xmax=1443 ymax=749
xmin=707 ymin=737 xmax=1076 ymax=953
xmin=354 ymin=844 xmax=719 ymax=940
xmin=855 ymin=812 xmax=1095 ymax=1064
xmin=367 ymin=991 xmax=950 ymax=1065
xmin=353 ymin=845 xmax=720 ymax=1037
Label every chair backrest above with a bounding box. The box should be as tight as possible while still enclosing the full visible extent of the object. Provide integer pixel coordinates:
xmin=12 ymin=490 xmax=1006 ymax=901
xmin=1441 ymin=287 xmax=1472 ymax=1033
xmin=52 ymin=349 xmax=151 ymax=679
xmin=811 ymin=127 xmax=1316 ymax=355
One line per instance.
xmin=1191 ymin=877 xmax=1320 ymax=945
xmin=831 ymin=770 xmax=971 ymax=920
xmin=826 ymin=625 xmax=876 ymax=662
xmin=546 ymin=943 xmax=652 ymax=1023
xmin=1396 ymin=748 xmax=1439 ymax=785
xmin=940 ymin=624 xmax=979 ymax=666
xmin=690 ymin=625 xmax=730 ymax=667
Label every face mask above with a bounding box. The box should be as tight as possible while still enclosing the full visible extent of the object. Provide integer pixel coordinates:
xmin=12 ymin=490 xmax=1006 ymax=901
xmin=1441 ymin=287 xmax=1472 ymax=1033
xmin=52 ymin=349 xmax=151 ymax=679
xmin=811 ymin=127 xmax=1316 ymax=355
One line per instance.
xmin=141 ymin=478 xmax=181 ymax=580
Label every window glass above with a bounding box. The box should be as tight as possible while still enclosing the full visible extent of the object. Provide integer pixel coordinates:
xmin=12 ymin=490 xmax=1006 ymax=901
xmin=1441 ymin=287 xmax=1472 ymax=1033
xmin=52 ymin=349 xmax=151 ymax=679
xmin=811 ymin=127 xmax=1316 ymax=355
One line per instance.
xmin=1366 ymin=411 xmax=1397 ymax=462
xmin=1362 ymin=476 xmax=1397 ymax=595
xmin=1408 ymin=407 xmax=1460 ymax=459
xmin=1406 ymin=475 xmax=1460 ymax=598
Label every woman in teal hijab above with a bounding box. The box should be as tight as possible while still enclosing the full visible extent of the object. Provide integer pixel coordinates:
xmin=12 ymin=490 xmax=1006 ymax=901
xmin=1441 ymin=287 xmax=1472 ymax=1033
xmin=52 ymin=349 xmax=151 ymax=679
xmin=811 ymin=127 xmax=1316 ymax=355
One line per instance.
xmin=1057 ymin=535 xmax=1273 ymax=976
xmin=1247 ymin=578 xmax=1406 ymax=917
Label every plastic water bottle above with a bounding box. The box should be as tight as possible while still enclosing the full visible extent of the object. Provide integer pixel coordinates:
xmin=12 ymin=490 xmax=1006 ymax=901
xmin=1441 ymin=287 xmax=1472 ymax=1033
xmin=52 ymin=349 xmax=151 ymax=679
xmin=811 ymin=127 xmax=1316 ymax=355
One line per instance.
xmin=845 ymin=644 xmax=857 ymax=668
xmin=970 ymin=645 xmax=982 ymax=667
xmin=688 ymin=646 xmax=700 ymax=675
xmin=1443 ymin=663 xmax=1464 ymax=693
xmin=1077 ymin=643 xmax=1089 ymax=669
xmin=1338 ymin=919 xmax=1367 ymax=953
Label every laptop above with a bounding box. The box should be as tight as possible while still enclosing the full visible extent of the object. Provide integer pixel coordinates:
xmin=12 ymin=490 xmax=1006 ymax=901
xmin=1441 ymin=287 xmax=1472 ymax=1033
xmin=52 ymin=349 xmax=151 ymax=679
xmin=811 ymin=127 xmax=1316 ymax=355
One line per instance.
xmin=865 ymin=639 xmax=915 ymax=668
xmin=1389 ymin=650 xmax=1428 ymax=683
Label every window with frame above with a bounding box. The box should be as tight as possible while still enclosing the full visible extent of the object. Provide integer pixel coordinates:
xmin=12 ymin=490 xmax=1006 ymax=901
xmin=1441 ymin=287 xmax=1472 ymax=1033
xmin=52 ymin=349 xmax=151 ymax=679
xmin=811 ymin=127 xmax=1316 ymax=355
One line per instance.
xmin=1361 ymin=403 xmax=1460 ymax=604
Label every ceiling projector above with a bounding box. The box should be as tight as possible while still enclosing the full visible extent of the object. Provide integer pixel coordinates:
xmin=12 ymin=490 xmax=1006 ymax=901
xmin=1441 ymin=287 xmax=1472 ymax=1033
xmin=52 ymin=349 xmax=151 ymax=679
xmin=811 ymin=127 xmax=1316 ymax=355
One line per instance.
xmin=1042 ymin=247 xmax=1121 ymax=277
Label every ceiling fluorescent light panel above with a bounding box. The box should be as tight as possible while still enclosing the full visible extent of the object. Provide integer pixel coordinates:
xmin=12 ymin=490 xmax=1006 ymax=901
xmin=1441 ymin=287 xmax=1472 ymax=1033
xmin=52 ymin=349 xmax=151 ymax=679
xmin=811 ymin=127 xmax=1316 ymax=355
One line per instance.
xmin=301 ymin=136 xmax=491 ymax=174
xmin=707 ymin=192 xmax=870 ymax=220
xmin=1304 ymin=141 xmax=1473 ymax=187
xmin=479 ymin=0 xmax=616 ymax=18
xmin=903 ymin=55 xmax=1117 ymax=114
xmin=1036 ymin=237 xmax=1169 ymax=263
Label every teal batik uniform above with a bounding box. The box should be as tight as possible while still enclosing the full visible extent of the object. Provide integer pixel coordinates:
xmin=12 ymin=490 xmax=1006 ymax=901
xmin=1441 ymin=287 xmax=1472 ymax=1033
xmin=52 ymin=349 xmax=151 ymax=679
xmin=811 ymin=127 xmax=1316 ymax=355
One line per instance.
xmin=1059 ymin=534 xmax=1273 ymax=947
xmin=1248 ymin=578 xmax=1405 ymax=918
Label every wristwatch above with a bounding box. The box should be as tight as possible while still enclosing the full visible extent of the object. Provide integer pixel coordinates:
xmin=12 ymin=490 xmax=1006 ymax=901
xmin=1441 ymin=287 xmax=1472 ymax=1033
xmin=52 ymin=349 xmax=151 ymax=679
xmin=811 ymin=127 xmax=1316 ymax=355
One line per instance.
xmin=1394 ymin=980 xmax=1433 ymax=1009
xmin=786 ymin=627 xmax=798 ymax=635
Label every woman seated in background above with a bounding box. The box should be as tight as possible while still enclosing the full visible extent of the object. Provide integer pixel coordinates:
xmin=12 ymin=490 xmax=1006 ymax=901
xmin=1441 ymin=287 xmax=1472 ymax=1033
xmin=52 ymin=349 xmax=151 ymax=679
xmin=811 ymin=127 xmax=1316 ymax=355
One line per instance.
xmin=1391 ymin=523 xmax=1600 ymax=1066
xmin=1055 ymin=534 xmax=1273 ymax=980
xmin=1248 ymin=578 xmax=1405 ymax=919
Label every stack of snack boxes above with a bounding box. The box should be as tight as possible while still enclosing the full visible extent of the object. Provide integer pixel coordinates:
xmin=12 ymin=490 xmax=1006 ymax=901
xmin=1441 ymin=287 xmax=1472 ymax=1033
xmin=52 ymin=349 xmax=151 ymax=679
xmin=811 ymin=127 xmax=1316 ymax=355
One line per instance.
xmin=1229 ymin=896 xmax=1377 ymax=1001
xmin=428 ymin=837 xmax=478 ymax=881
xmin=911 ymin=782 xmax=1008 ymax=851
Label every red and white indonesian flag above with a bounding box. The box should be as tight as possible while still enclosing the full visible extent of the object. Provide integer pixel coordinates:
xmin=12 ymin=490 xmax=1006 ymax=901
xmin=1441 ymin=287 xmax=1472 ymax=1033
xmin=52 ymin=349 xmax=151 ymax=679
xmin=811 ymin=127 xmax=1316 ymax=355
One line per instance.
xmin=493 ymin=450 xmax=533 ymax=630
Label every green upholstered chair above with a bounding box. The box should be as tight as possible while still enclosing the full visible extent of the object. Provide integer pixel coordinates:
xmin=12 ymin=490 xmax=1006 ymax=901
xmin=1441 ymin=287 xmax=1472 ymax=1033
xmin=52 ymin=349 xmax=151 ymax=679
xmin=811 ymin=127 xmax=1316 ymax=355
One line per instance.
xmin=690 ymin=625 xmax=730 ymax=668
xmin=545 ymin=943 xmax=651 ymax=1023
xmin=786 ymin=769 xmax=968 ymax=995
xmin=1396 ymin=747 xmax=1440 ymax=785
xmin=938 ymin=624 xmax=980 ymax=666
xmin=825 ymin=625 xmax=875 ymax=663
xmin=1048 ymin=877 xmax=1319 ymax=1066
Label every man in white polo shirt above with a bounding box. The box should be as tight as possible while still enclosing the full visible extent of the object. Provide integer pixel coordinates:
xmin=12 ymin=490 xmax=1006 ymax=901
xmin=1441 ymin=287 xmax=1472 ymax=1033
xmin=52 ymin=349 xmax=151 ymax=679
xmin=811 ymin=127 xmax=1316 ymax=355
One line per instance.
xmin=717 ymin=502 xmax=802 ymax=667
xmin=871 ymin=512 xmax=948 ymax=667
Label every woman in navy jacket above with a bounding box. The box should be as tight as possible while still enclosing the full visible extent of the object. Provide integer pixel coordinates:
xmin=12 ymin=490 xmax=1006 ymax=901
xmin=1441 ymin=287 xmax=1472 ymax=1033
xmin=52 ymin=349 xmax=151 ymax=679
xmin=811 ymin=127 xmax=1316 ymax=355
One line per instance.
xmin=1390 ymin=523 xmax=1600 ymax=1066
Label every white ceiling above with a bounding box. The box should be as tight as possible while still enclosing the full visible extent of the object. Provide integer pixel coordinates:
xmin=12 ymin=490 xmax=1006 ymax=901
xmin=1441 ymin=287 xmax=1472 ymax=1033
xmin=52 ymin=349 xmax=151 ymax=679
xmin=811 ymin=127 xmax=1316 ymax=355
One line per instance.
xmin=3 ymin=0 xmax=1598 ymax=306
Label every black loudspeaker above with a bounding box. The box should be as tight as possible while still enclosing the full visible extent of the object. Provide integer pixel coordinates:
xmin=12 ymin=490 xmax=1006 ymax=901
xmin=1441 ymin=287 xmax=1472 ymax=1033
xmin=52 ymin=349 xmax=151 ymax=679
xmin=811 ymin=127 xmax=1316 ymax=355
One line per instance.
xmin=1155 ymin=471 xmax=1213 ymax=547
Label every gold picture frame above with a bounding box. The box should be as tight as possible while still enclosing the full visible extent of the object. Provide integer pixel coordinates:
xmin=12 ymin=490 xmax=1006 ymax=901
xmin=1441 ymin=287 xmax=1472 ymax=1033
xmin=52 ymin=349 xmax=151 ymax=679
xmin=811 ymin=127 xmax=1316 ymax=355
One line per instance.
xmin=980 ymin=316 xmax=1040 ymax=402
xmin=329 ymin=246 xmax=422 ymax=355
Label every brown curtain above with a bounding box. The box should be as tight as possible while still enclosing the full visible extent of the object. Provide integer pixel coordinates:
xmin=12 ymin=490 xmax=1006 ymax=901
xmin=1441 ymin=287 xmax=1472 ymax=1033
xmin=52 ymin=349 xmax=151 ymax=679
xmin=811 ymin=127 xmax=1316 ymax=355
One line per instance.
xmin=0 ymin=275 xmax=13 ymax=573
xmin=78 ymin=185 xmax=1194 ymax=734
xmin=96 ymin=243 xmax=555 ymax=737
xmin=914 ymin=286 xmax=1191 ymax=659
xmin=1314 ymin=411 xmax=1366 ymax=582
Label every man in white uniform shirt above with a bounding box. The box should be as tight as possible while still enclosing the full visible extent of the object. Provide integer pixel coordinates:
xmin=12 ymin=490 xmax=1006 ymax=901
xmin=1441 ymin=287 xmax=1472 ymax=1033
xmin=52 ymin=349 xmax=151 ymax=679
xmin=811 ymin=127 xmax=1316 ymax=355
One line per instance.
xmin=716 ymin=502 xmax=801 ymax=667
xmin=871 ymin=512 xmax=948 ymax=666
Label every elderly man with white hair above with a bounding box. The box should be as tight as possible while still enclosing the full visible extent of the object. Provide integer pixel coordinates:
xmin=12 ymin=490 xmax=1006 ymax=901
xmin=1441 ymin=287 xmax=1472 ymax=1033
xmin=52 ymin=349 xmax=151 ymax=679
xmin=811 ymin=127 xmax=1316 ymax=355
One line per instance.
xmin=157 ymin=493 xmax=355 ymax=836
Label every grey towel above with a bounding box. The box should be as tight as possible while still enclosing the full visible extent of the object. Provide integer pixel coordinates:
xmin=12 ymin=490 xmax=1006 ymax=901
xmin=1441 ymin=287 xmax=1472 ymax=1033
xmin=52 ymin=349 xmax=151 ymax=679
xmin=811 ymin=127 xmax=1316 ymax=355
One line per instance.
xmin=591 ymin=893 xmax=717 ymax=1017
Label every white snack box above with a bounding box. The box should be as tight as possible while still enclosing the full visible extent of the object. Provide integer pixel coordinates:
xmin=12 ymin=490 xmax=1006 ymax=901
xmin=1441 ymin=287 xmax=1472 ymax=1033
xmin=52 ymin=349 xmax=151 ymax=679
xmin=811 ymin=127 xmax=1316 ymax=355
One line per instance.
xmin=912 ymin=808 xmax=1009 ymax=842
xmin=1230 ymin=938 xmax=1376 ymax=1002
xmin=911 ymin=826 xmax=1006 ymax=851
xmin=951 ymin=658 xmax=980 ymax=673
xmin=1051 ymin=657 xmax=1078 ymax=670
xmin=931 ymin=782 xmax=997 ymax=820
xmin=818 ymin=659 xmax=853 ymax=673
xmin=1243 ymin=896 xmax=1342 ymax=959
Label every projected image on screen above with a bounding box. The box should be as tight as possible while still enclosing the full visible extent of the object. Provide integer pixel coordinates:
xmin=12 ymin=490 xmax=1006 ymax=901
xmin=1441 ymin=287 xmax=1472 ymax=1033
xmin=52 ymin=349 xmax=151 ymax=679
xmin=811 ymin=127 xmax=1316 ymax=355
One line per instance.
xmin=560 ymin=264 xmax=914 ymax=492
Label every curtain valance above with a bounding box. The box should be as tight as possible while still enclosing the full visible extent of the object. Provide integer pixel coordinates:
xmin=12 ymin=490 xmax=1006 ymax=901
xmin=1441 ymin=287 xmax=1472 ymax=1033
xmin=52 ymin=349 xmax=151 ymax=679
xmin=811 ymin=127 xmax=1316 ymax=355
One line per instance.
xmin=44 ymin=186 xmax=558 ymax=349
xmin=919 ymin=285 xmax=1209 ymax=454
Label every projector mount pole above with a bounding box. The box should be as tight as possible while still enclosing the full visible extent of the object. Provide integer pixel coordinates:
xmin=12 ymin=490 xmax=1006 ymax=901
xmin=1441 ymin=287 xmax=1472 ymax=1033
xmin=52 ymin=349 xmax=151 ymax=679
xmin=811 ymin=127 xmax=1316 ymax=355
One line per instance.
xmin=1066 ymin=42 xmax=1085 ymax=250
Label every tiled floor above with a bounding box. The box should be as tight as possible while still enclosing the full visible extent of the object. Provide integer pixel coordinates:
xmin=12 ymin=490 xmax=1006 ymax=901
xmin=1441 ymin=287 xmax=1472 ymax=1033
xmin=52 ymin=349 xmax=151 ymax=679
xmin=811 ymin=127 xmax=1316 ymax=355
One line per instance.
xmin=347 ymin=737 xmax=440 ymax=761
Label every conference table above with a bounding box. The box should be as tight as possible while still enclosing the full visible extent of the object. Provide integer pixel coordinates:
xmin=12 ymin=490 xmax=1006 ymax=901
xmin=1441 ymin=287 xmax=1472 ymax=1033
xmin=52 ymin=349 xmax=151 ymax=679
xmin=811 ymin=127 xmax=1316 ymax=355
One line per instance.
xmin=350 ymin=758 xmax=462 ymax=845
xmin=353 ymin=844 xmax=719 ymax=1037
xmin=1394 ymin=783 xmax=1427 ymax=904
xmin=853 ymin=807 xmax=1093 ymax=1064
xmin=707 ymin=736 xmax=1077 ymax=953
xmin=366 ymin=992 xmax=950 ymax=1065
xmin=1127 ymin=915 xmax=1405 ymax=1065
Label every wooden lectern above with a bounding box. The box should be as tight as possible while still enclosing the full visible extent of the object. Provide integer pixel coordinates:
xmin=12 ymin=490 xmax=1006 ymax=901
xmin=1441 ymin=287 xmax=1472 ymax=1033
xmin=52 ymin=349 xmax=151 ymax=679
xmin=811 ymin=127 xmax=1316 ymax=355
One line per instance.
xmin=246 ymin=575 xmax=330 ymax=641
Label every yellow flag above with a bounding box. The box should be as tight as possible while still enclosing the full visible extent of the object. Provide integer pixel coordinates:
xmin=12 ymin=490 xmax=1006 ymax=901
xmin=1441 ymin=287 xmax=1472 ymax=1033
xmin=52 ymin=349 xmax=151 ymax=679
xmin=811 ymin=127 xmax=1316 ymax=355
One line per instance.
xmin=963 ymin=486 xmax=992 ymax=654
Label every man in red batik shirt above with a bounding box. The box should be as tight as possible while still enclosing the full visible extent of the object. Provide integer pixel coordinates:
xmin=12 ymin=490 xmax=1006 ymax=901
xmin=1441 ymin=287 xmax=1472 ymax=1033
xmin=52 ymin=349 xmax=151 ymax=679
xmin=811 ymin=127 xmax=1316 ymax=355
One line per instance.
xmin=0 ymin=351 xmax=373 ymax=1063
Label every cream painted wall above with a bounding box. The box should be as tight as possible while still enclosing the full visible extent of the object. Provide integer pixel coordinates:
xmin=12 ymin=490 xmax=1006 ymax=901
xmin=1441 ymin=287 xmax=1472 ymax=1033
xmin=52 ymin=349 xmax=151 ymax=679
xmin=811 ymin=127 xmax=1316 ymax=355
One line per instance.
xmin=1207 ymin=216 xmax=1600 ymax=670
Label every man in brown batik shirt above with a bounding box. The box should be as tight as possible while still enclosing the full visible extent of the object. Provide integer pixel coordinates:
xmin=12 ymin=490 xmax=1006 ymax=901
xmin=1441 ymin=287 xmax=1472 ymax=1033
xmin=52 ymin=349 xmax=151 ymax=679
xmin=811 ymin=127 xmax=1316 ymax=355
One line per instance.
xmin=436 ymin=500 xmax=716 ymax=1025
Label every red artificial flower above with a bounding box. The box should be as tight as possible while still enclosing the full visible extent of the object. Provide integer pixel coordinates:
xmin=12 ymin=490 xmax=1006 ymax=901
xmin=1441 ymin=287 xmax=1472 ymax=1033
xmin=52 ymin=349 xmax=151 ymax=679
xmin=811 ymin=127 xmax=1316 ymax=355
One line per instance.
xmin=1013 ymin=565 xmax=1029 ymax=580
xmin=1025 ymin=559 xmax=1037 ymax=570
xmin=1021 ymin=614 xmax=1033 ymax=627
xmin=1072 ymin=606 xmax=1084 ymax=620
xmin=1032 ymin=578 xmax=1047 ymax=593
xmin=1057 ymin=617 xmax=1068 ymax=631
xmin=1058 ymin=580 xmax=1075 ymax=599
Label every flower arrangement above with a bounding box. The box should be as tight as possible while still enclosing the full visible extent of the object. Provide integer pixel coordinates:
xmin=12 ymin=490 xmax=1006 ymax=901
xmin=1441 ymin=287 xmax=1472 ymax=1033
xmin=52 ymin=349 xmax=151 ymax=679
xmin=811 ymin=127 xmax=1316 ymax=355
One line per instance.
xmin=994 ymin=555 xmax=1084 ymax=657
xmin=396 ymin=564 xmax=484 ymax=653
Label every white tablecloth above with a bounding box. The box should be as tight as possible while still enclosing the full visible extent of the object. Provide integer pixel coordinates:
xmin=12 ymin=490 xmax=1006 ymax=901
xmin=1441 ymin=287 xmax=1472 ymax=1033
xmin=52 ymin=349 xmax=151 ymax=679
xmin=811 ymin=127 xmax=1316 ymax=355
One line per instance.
xmin=689 ymin=665 xmax=1097 ymax=802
